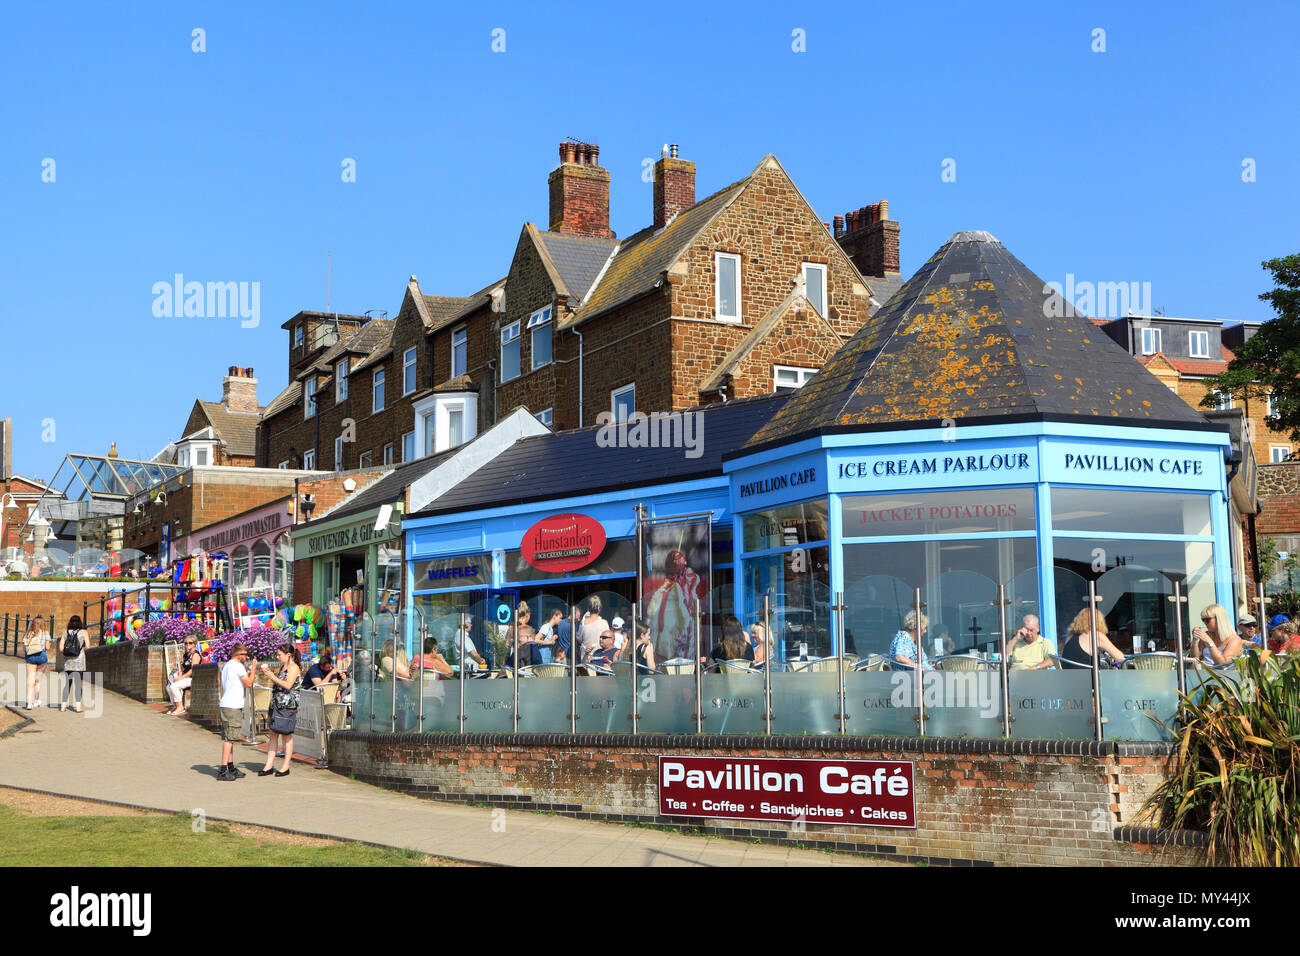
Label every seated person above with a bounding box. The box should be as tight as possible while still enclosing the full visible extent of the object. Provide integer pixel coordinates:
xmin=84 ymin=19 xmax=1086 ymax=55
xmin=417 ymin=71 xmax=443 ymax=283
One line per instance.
xmin=1006 ymin=614 xmax=1053 ymax=670
xmin=1061 ymin=608 xmax=1126 ymax=667
xmin=1191 ymin=604 xmax=1243 ymax=665
xmin=413 ymin=638 xmax=454 ymax=677
xmin=1267 ymin=618 xmax=1298 ymax=655
xmin=1238 ymin=613 xmax=1262 ymax=647
xmin=710 ymin=617 xmax=754 ymax=668
xmin=889 ymin=610 xmax=932 ymax=670
xmin=302 ymin=653 xmax=345 ymax=690
xmin=583 ymin=631 xmax=618 ymax=669
xmin=452 ymin=621 xmax=488 ymax=671
xmin=504 ymin=634 xmax=543 ymax=670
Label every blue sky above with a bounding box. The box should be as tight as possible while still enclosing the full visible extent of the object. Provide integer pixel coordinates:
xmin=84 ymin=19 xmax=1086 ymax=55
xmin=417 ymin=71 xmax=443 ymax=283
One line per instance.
xmin=2 ymin=1 xmax=1297 ymax=482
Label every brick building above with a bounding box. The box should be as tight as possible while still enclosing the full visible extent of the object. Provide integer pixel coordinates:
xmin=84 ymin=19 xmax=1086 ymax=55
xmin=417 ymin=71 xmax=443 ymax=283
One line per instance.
xmin=256 ymin=140 xmax=904 ymax=467
xmin=161 ymin=367 xmax=264 ymax=468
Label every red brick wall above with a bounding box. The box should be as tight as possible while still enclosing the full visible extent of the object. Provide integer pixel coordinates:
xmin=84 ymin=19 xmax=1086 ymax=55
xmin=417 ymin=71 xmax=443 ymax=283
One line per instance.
xmin=654 ymin=156 xmax=695 ymax=229
xmin=548 ymin=162 xmax=612 ymax=239
xmin=328 ymin=734 xmax=1201 ymax=866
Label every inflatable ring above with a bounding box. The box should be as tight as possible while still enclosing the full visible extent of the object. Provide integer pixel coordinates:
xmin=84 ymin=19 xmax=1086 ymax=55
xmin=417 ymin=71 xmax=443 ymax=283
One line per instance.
xmin=124 ymin=610 xmax=147 ymax=641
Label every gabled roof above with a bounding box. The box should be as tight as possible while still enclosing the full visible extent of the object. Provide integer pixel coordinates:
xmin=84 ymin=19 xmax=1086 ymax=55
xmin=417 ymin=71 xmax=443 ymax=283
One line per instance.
xmin=412 ymin=393 xmax=789 ymax=518
xmin=196 ymin=401 xmax=259 ymax=457
xmin=743 ymin=230 xmax=1218 ymax=453
xmin=1137 ymin=350 xmax=1232 ymax=377
xmin=423 ymin=295 xmax=475 ymax=328
xmin=260 ymin=380 xmax=302 ymax=420
xmin=304 ymin=319 xmax=393 ymax=379
xmin=563 ymin=174 xmax=752 ymax=328
xmin=698 ymin=287 xmax=843 ymax=393
xmin=532 ymin=228 xmax=618 ymax=303
xmin=436 ymin=277 xmax=506 ymax=329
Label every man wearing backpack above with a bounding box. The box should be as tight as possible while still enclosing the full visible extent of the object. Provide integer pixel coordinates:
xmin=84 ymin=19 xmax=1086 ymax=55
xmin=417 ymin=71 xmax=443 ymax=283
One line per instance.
xmin=58 ymin=615 xmax=89 ymax=713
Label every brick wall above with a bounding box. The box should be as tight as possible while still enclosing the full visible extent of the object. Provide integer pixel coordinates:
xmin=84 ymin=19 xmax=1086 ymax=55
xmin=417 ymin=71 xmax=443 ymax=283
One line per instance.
xmin=327 ymin=732 xmax=1202 ymax=866
xmin=84 ymin=641 xmax=170 ymax=702
xmin=124 ymin=468 xmax=299 ymax=557
xmin=1258 ymin=460 xmax=1300 ymax=544
xmin=0 ymin=583 xmax=145 ymax=638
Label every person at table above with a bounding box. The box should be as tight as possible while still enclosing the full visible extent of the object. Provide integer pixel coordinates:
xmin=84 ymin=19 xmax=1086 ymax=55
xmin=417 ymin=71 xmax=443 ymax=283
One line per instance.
xmin=710 ymin=617 xmax=754 ymax=669
xmin=379 ymin=640 xmax=412 ymax=680
xmin=504 ymin=631 xmax=543 ymax=670
xmin=583 ymin=631 xmax=618 ymax=669
xmin=633 ymin=624 xmax=657 ymax=673
xmin=1191 ymin=604 xmax=1244 ymax=665
xmin=610 ymin=616 xmax=630 ymax=661
xmin=750 ymin=620 xmax=773 ymax=666
xmin=1061 ymin=608 xmax=1126 ymax=668
xmin=449 ymin=619 xmax=487 ymax=672
xmin=535 ymin=607 xmax=563 ymax=664
xmin=1268 ymin=619 xmax=1298 ymax=655
xmin=302 ymin=653 xmax=345 ymax=691
xmin=1236 ymin=613 xmax=1261 ymax=648
xmin=413 ymin=638 xmax=454 ymax=678
xmin=889 ymin=610 xmax=932 ymax=670
xmin=1006 ymin=614 xmax=1053 ymax=670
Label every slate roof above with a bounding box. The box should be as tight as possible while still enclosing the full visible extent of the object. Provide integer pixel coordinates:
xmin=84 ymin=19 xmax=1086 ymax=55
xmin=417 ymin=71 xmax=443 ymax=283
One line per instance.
xmin=299 ymin=319 xmax=393 ymax=379
xmin=437 ymin=277 xmax=507 ymax=329
xmin=259 ymin=381 xmax=301 ymax=420
xmin=197 ymin=402 xmax=260 ymax=457
xmin=412 ymin=393 xmax=789 ymax=518
xmin=308 ymin=447 xmax=460 ymax=525
xmin=742 ymin=230 xmax=1220 ymax=453
xmin=563 ymin=176 xmax=751 ymax=328
xmin=865 ymin=274 xmax=905 ymax=314
xmin=535 ymin=231 xmax=618 ymax=303
xmin=422 ymin=295 xmax=474 ymax=329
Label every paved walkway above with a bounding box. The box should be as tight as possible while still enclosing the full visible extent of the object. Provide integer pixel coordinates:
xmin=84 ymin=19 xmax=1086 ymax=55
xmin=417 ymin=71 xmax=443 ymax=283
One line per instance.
xmin=0 ymin=658 xmax=878 ymax=867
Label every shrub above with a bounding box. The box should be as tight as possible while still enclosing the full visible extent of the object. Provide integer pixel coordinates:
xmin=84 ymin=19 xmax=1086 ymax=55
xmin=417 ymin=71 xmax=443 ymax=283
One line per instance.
xmin=208 ymin=625 xmax=283 ymax=664
xmin=136 ymin=617 xmax=207 ymax=646
xmin=1138 ymin=651 xmax=1300 ymax=865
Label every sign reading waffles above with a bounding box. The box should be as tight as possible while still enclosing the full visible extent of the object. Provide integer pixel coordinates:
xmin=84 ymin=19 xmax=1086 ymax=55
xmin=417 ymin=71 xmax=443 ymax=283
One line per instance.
xmin=521 ymin=513 xmax=606 ymax=573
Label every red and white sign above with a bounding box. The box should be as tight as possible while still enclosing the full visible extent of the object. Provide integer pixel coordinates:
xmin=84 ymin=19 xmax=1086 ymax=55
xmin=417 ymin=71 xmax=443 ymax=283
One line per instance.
xmin=658 ymin=755 xmax=915 ymax=828
xmin=521 ymin=513 xmax=606 ymax=573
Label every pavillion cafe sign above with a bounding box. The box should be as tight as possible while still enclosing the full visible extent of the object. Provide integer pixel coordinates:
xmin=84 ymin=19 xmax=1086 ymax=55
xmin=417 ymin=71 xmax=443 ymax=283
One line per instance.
xmin=521 ymin=513 xmax=606 ymax=574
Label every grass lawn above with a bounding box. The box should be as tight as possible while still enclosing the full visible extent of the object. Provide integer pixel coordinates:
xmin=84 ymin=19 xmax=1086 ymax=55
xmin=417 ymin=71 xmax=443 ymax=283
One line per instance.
xmin=0 ymin=804 xmax=459 ymax=866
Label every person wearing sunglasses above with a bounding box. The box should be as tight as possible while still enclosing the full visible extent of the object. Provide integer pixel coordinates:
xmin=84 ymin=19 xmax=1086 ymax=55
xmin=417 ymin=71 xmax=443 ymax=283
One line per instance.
xmin=165 ymin=636 xmax=202 ymax=716
xmin=1191 ymin=604 xmax=1244 ymax=666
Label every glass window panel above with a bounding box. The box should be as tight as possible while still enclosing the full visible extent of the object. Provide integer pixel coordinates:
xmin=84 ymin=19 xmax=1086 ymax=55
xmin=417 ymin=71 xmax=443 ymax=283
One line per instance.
xmin=842 ymin=488 xmax=1036 ymax=538
xmin=448 ymin=408 xmax=464 ymax=447
xmin=803 ymin=263 xmax=826 ymax=316
xmin=1007 ymin=670 xmax=1096 ymax=739
xmin=1051 ymin=488 xmax=1211 ymax=536
xmin=274 ymin=534 xmax=293 ymax=601
xmin=1052 ymin=537 xmax=1215 ymax=655
xmin=452 ymin=328 xmax=467 ymax=378
xmin=252 ymin=540 xmax=270 ymax=588
xmin=741 ymin=499 xmax=829 ymax=553
xmin=769 ymin=670 xmax=841 ymax=735
xmin=716 ymin=253 xmax=739 ymax=319
xmin=699 ymin=673 xmax=767 ymax=734
xmin=634 ymin=675 xmax=700 ymax=734
xmin=232 ymin=546 xmax=250 ymax=591
xmin=843 ymin=671 xmax=920 ymax=735
xmin=1098 ymin=670 xmax=1180 ymax=741
xmin=741 ymin=545 xmax=831 ymax=659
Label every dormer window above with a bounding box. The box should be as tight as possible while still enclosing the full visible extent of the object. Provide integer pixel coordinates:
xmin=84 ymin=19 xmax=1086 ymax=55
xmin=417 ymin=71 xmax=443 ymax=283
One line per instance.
xmin=305 ymin=378 xmax=318 ymax=419
xmin=336 ymin=360 xmax=349 ymax=402
xmin=1140 ymin=327 xmax=1162 ymax=355
xmin=294 ymin=325 xmax=304 ymax=349
xmin=1188 ymin=330 xmax=1210 ymax=359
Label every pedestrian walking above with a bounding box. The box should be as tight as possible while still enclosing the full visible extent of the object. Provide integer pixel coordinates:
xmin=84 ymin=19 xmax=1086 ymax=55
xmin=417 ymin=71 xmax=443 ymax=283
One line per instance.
xmin=217 ymin=644 xmax=257 ymax=781
xmin=22 ymin=622 xmax=51 ymax=710
xmin=57 ymin=615 xmax=89 ymax=713
xmin=257 ymin=644 xmax=302 ymax=777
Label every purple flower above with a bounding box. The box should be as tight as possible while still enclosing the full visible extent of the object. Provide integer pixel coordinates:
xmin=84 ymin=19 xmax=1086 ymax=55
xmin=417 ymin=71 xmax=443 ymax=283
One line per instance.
xmin=137 ymin=617 xmax=208 ymax=646
xmin=208 ymin=625 xmax=285 ymax=663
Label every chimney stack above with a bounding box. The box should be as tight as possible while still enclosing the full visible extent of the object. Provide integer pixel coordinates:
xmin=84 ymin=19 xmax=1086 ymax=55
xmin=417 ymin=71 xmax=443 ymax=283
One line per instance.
xmin=653 ymin=144 xmax=695 ymax=230
xmin=835 ymin=200 xmax=900 ymax=277
xmin=222 ymin=366 xmax=260 ymax=413
xmin=548 ymin=140 xmax=613 ymax=239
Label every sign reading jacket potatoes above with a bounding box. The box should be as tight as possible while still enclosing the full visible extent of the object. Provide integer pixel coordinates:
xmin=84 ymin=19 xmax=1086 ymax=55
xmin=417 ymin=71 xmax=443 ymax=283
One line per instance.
xmin=658 ymin=755 xmax=915 ymax=827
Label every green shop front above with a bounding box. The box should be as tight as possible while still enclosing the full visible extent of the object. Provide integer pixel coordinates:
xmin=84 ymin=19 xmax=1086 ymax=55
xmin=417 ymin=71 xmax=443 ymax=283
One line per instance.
xmin=293 ymin=503 xmax=403 ymax=622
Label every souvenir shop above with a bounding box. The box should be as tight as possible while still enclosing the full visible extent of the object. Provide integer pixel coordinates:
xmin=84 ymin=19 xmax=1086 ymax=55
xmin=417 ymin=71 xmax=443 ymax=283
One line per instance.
xmin=182 ymin=498 xmax=296 ymax=610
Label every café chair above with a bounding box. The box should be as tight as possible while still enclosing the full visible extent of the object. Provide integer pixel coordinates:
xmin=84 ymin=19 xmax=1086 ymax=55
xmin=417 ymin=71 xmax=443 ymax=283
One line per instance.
xmin=851 ymin=654 xmax=887 ymax=672
xmin=1123 ymin=652 xmax=1177 ymax=671
xmin=933 ymin=654 xmax=994 ymax=672
xmin=716 ymin=659 xmax=758 ymax=674
xmin=531 ymin=663 xmax=569 ymax=678
xmin=611 ymin=660 xmax=637 ymax=678
xmin=251 ymin=683 xmax=273 ymax=734
xmin=1048 ymin=654 xmax=1091 ymax=669
xmin=660 ymin=658 xmax=697 ymax=675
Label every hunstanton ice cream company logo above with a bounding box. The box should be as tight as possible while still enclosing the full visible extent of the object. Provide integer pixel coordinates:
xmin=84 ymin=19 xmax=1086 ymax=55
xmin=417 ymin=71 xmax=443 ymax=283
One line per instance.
xmin=521 ymin=513 xmax=606 ymax=573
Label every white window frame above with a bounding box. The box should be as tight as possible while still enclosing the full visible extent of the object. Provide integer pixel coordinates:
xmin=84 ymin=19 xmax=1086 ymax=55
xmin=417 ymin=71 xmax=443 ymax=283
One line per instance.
xmin=500 ymin=321 xmax=521 ymax=382
xmin=715 ymin=252 xmax=741 ymax=323
xmin=373 ymin=368 xmax=385 ymax=414
xmin=611 ymin=383 xmax=635 ymax=422
xmin=802 ymin=263 xmax=828 ymax=318
xmin=294 ymin=325 xmax=304 ymax=348
xmin=1188 ymin=330 xmax=1210 ymax=359
xmin=302 ymin=449 xmax=316 ymax=470
xmin=402 ymin=431 xmax=415 ymax=462
xmin=359 ymin=450 xmax=372 ymax=469
xmin=773 ymin=365 xmax=817 ymax=392
xmin=383 ymin=443 xmax=394 ymax=465
xmin=413 ymin=393 xmax=478 ymax=458
xmin=336 ymin=360 xmax=349 ymax=402
xmin=537 ymin=408 xmax=553 ymax=429
xmin=1141 ymin=327 xmax=1162 ymax=355
xmin=451 ymin=327 xmax=468 ymax=378
xmin=195 ymin=447 xmax=209 ymax=466
xmin=527 ymin=306 xmax=553 ymax=371
xmin=304 ymin=378 xmax=317 ymax=419
xmin=403 ymin=347 xmax=417 ymax=396
xmin=1268 ymin=392 xmax=1279 ymax=417
xmin=1211 ymin=390 xmax=1233 ymax=411
xmin=177 ymin=447 xmax=190 ymax=467
xmin=334 ymin=436 xmax=345 ymax=472
xmin=1271 ymin=446 xmax=1293 ymax=463
xmin=277 ymin=460 xmax=289 ymax=470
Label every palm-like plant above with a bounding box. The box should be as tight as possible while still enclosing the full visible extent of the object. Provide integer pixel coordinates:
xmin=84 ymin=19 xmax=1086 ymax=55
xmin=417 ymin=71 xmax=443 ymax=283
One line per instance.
xmin=1138 ymin=651 xmax=1300 ymax=865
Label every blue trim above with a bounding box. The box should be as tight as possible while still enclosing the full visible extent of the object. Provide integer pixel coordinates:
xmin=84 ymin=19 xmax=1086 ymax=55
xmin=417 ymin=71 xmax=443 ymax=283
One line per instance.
xmin=1210 ymin=491 xmax=1233 ymax=611
xmin=1034 ymin=466 xmax=1055 ymax=644
xmin=500 ymin=570 xmax=635 ymax=589
xmin=1050 ymin=530 xmax=1216 ymax=543
xmin=731 ymin=508 xmax=744 ymax=628
xmin=828 ymin=493 xmax=844 ymax=656
xmin=410 ymin=582 xmax=491 ymax=598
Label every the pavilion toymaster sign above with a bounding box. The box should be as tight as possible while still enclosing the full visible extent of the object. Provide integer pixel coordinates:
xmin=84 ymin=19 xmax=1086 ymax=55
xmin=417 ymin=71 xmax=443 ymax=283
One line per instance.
xmin=659 ymin=756 xmax=916 ymax=827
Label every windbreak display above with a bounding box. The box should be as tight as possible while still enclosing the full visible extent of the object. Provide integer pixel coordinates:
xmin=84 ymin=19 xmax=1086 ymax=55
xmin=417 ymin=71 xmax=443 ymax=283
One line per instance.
xmin=641 ymin=517 xmax=711 ymax=662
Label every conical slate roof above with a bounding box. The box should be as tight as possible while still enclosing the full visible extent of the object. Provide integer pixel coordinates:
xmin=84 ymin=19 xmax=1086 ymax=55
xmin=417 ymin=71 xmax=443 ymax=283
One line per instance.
xmin=744 ymin=231 xmax=1216 ymax=452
